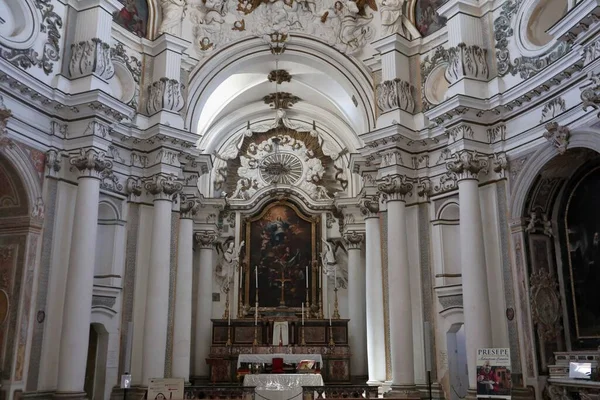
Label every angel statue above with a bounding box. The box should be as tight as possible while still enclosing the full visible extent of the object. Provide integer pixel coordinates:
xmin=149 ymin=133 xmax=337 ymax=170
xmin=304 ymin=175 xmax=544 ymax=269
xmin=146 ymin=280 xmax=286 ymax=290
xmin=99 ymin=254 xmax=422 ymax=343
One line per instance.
xmin=215 ymin=240 xmax=245 ymax=292
xmin=321 ymin=239 xmax=349 ymax=288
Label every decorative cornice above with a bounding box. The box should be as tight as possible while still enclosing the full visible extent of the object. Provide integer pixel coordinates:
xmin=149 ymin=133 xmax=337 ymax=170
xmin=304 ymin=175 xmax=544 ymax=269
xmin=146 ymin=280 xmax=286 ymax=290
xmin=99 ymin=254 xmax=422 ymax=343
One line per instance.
xmin=146 ymin=78 xmax=185 ymax=115
xmin=377 ymin=174 xmax=413 ymax=201
xmin=376 ymin=79 xmax=416 ymax=113
xmin=581 ymin=71 xmax=600 ymax=117
xmin=445 ymin=150 xmax=488 ymax=181
xmin=262 ymin=92 xmax=300 ymax=109
xmin=125 ymin=177 xmax=142 ymax=197
xmin=45 ymin=149 xmax=62 ymax=176
xmin=194 ymin=230 xmax=219 ymax=249
xmin=416 ymin=177 xmax=433 ymax=199
xmin=0 ymin=95 xmax=12 ymax=148
xmin=446 ymin=43 xmax=489 ymax=83
xmin=69 ymin=148 xmax=113 ymax=179
xmin=446 ymin=123 xmax=474 ymax=143
xmin=143 ymin=174 xmax=183 ymax=201
xmin=359 ymin=195 xmax=380 ymax=218
xmin=69 ymin=38 xmax=115 ymax=80
xmin=180 ymin=195 xmax=199 ymax=219
xmin=344 ymin=231 xmax=365 ymax=249
xmin=543 ymin=122 xmax=570 ymax=155
xmin=267 ymin=69 xmax=291 ymax=84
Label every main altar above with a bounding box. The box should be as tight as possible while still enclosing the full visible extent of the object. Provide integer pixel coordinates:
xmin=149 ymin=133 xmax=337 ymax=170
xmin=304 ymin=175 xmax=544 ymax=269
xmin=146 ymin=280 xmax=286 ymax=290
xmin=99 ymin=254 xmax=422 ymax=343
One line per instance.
xmin=206 ymin=201 xmax=352 ymax=384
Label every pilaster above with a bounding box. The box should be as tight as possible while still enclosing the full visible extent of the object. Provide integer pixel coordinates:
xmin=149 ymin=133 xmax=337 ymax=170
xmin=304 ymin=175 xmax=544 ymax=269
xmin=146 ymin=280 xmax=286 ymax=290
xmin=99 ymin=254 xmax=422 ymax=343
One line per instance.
xmin=144 ymin=35 xmax=190 ymax=128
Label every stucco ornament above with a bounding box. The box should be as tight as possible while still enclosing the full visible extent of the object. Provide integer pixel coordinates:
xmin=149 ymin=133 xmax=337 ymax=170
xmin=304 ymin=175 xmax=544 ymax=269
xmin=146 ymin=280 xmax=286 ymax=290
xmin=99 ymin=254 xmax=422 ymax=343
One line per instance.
xmin=230 ymin=134 xmax=330 ymax=200
xmin=159 ymin=0 xmax=188 ymax=35
xmin=189 ymin=0 xmax=376 ymax=56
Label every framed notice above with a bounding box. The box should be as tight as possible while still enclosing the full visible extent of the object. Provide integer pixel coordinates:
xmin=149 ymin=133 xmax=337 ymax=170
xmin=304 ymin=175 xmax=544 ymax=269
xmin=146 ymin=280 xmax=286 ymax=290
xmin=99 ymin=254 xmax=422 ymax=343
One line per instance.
xmin=147 ymin=378 xmax=184 ymax=400
xmin=476 ymin=348 xmax=512 ymax=399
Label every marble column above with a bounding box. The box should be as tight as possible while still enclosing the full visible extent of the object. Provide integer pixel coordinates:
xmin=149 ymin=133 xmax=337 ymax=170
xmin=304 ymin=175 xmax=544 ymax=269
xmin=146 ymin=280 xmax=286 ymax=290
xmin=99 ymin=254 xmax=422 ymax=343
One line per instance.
xmin=56 ymin=149 xmax=112 ymax=397
xmin=360 ymin=197 xmax=386 ymax=384
xmin=447 ymin=151 xmax=493 ymax=389
xmin=172 ymin=197 xmax=198 ymax=382
xmin=344 ymin=231 xmax=367 ymax=380
xmin=194 ymin=231 xmax=218 ymax=379
xmin=378 ymin=175 xmax=420 ymax=398
xmin=141 ymin=174 xmax=183 ymax=384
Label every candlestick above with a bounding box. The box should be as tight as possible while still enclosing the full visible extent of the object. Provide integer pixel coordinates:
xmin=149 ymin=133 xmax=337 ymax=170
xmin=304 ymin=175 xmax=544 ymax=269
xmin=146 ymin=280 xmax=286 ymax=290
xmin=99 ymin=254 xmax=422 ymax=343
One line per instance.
xmin=328 ymin=302 xmax=332 ymax=326
xmin=302 ymin=302 xmax=305 ymax=325
xmin=222 ymin=286 xmax=230 ymax=320
xmin=334 ymin=267 xmax=337 ymax=288
xmin=255 ymin=301 xmax=258 ymax=326
xmin=226 ymin=326 xmax=232 ymax=346
xmin=328 ymin=326 xmax=335 ymax=347
xmin=306 ymin=266 xmax=309 ymax=288
xmin=333 ymin=287 xmax=340 ymax=319
xmin=319 ymin=265 xmax=322 ymax=289
xmin=301 ymin=326 xmax=306 ymax=346
xmin=253 ymin=325 xmax=258 ymax=346
xmin=255 ymin=266 xmax=258 ymax=289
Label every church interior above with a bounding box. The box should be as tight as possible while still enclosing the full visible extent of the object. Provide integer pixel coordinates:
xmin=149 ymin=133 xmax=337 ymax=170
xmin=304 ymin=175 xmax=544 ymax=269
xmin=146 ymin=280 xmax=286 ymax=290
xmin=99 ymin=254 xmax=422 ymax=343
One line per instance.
xmin=0 ymin=0 xmax=600 ymax=399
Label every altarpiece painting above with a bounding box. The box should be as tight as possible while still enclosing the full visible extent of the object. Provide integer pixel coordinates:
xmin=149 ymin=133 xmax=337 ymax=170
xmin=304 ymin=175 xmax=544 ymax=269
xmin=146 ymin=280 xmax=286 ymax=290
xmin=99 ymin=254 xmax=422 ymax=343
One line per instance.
xmin=565 ymin=167 xmax=600 ymax=339
xmin=241 ymin=200 xmax=320 ymax=311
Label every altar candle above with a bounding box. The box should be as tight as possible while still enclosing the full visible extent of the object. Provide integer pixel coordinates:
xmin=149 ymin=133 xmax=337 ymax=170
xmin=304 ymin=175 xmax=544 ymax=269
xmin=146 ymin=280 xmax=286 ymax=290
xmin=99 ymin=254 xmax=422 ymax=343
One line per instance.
xmin=255 ymin=266 xmax=258 ymax=288
xmin=319 ymin=265 xmax=322 ymax=288
xmin=255 ymin=302 xmax=258 ymax=326
xmin=306 ymin=266 xmax=309 ymax=288
xmin=334 ymin=267 xmax=337 ymax=288
xmin=328 ymin=302 xmax=332 ymax=326
xmin=302 ymin=302 xmax=305 ymax=325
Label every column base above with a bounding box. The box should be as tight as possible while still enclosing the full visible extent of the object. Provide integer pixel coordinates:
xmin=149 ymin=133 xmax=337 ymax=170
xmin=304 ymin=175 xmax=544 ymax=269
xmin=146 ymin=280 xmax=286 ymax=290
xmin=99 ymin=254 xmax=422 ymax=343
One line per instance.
xmin=22 ymin=391 xmax=56 ymax=400
xmin=52 ymin=391 xmax=88 ymax=400
xmin=383 ymin=385 xmax=421 ymax=399
xmin=109 ymin=386 xmax=147 ymax=400
xmin=366 ymin=380 xmax=383 ymax=386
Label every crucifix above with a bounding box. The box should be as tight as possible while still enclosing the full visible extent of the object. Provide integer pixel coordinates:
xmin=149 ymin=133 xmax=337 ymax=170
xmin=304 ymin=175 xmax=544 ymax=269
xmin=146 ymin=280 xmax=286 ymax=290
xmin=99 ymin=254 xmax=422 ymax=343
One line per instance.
xmin=275 ymin=267 xmax=292 ymax=307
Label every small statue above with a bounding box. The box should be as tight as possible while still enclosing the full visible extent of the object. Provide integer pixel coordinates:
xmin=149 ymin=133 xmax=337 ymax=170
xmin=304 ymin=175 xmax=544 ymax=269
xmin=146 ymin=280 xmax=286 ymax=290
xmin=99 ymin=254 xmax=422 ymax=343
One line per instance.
xmin=216 ymin=239 xmax=245 ymax=291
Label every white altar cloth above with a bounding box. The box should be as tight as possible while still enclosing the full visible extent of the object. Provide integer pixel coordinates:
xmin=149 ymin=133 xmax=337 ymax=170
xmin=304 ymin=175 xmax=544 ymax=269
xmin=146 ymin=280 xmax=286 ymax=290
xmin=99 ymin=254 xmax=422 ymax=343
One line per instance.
xmin=243 ymin=374 xmax=323 ymax=400
xmin=237 ymin=354 xmax=323 ymax=368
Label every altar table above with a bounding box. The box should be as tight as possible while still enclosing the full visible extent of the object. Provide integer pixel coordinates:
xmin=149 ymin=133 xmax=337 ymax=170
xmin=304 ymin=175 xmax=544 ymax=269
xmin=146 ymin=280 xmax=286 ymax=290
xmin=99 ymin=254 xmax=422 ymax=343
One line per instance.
xmin=237 ymin=354 xmax=323 ymax=368
xmin=243 ymin=374 xmax=324 ymax=400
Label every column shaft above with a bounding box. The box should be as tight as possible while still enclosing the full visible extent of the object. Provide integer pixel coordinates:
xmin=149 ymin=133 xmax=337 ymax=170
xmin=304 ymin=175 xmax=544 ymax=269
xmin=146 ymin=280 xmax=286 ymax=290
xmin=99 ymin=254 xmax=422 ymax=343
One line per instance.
xmin=458 ymin=179 xmax=493 ymax=388
xmin=346 ymin=235 xmax=367 ymax=379
xmin=365 ymin=217 xmax=386 ymax=383
xmin=142 ymin=199 xmax=173 ymax=383
xmin=172 ymin=217 xmax=194 ymax=381
xmin=387 ymin=200 xmax=415 ymax=387
xmin=57 ymin=177 xmax=101 ymax=393
xmin=194 ymin=236 xmax=216 ymax=378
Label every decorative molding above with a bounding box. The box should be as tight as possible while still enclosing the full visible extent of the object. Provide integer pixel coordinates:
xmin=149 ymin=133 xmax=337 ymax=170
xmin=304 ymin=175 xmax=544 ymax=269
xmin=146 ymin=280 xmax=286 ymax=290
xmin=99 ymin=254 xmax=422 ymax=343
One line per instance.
xmin=438 ymin=293 xmax=463 ymax=310
xmin=146 ymin=78 xmax=185 ymax=115
xmin=0 ymin=0 xmax=62 ymax=75
xmin=583 ymin=38 xmax=600 ymax=65
xmin=45 ymin=149 xmax=62 ymax=175
xmin=267 ymin=69 xmax=291 ymax=84
xmin=262 ymin=92 xmax=300 ymax=109
xmin=487 ymin=124 xmax=506 ymax=143
xmin=446 ymin=43 xmax=489 ymax=83
xmin=416 ymin=177 xmax=432 ymax=199
xmin=0 ymin=95 xmax=12 ymax=148
xmin=69 ymin=148 xmax=113 ymax=179
xmin=376 ymin=79 xmax=416 ymax=113
xmin=512 ymin=42 xmax=570 ymax=80
xmin=179 ymin=195 xmax=199 ymax=219
xmin=92 ymin=295 xmax=117 ymax=309
xmin=380 ymin=149 xmax=403 ymax=167
xmin=69 ymin=38 xmax=115 ymax=80
xmin=581 ymin=71 xmax=600 ymax=117
xmin=525 ymin=211 xmax=553 ymax=237
xmin=420 ymin=46 xmax=449 ymax=111
xmin=377 ymin=174 xmax=413 ymax=201
xmin=543 ymin=122 xmax=570 ymax=155
xmin=446 ymin=150 xmax=488 ymax=181
xmin=125 ymin=177 xmax=142 ymax=197
xmin=529 ymin=268 xmax=562 ymax=342
xmin=111 ymin=43 xmax=142 ymax=109
xmin=540 ymin=97 xmax=566 ymax=123
xmin=99 ymin=169 xmax=123 ymax=193
xmin=194 ymin=230 xmax=219 ymax=249
xmin=492 ymin=153 xmax=509 ymax=178
xmin=446 ymin=123 xmax=474 ymax=143
xmin=83 ymin=120 xmax=112 ymax=138
xmin=144 ymin=174 xmax=183 ymax=201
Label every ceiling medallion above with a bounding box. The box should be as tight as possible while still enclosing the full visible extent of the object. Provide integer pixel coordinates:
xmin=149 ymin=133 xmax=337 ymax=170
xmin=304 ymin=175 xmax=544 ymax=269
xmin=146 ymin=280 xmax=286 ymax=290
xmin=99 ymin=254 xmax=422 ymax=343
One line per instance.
xmin=263 ymin=92 xmax=300 ymax=109
xmin=268 ymin=69 xmax=292 ymax=84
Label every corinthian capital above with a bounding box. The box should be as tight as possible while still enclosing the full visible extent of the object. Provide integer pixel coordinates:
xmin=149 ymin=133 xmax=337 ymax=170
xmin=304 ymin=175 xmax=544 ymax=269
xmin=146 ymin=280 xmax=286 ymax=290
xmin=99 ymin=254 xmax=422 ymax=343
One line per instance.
xmin=445 ymin=43 xmax=489 ymax=84
xmin=144 ymin=174 xmax=183 ymax=201
xmin=194 ymin=231 xmax=218 ymax=249
xmin=446 ymin=150 xmax=488 ymax=181
xmin=344 ymin=231 xmax=365 ymax=249
xmin=69 ymin=148 xmax=113 ymax=179
xmin=180 ymin=195 xmax=199 ymax=219
xmin=377 ymin=174 xmax=413 ymax=201
xmin=359 ymin=195 xmax=380 ymax=218
xmin=69 ymin=38 xmax=114 ymax=80
xmin=146 ymin=78 xmax=185 ymax=115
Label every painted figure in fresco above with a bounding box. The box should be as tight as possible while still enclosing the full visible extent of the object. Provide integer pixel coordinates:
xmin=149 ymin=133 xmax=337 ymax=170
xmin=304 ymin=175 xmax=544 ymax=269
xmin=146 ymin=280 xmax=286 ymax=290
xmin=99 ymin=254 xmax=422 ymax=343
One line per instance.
xmin=114 ymin=0 xmax=147 ymax=37
xmin=415 ymin=0 xmax=446 ymax=37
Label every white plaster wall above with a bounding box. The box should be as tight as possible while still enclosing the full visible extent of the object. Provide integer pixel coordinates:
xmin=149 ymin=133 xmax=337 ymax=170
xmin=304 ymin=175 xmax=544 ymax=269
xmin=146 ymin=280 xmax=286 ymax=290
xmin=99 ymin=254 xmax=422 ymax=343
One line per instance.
xmin=130 ymin=205 xmax=154 ymax=385
xmin=37 ymin=181 xmax=77 ymax=390
xmin=407 ymin=205 xmax=426 ymax=384
xmin=479 ymin=184 xmax=510 ymax=348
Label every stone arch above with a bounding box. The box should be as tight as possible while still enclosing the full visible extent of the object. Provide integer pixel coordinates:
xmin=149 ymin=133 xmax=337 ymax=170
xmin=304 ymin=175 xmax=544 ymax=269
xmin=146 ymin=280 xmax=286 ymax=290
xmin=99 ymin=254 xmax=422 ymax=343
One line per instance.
xmin=0 ymin=145 xmax=42 ymax=219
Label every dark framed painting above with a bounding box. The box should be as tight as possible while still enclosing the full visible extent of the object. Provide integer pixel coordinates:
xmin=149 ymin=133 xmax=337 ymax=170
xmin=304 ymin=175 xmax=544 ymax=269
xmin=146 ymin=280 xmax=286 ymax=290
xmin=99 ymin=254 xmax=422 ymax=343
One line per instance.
xmin=113 ymin=0 xmax=149 ymax=38
xmin=242 ymin=200 xmax=319 ymax=311
xmin=565 ymin=166 xmax=600 ymax=339
xmin=414 ymin=0 xmax=447 ymax=37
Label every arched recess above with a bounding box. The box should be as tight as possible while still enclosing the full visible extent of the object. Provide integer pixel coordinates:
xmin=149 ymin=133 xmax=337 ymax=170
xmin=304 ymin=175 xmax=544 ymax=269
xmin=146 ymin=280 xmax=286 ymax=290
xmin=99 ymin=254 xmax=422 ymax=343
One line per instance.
xmin=185 ymin=36 xmax=376 ymax=149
